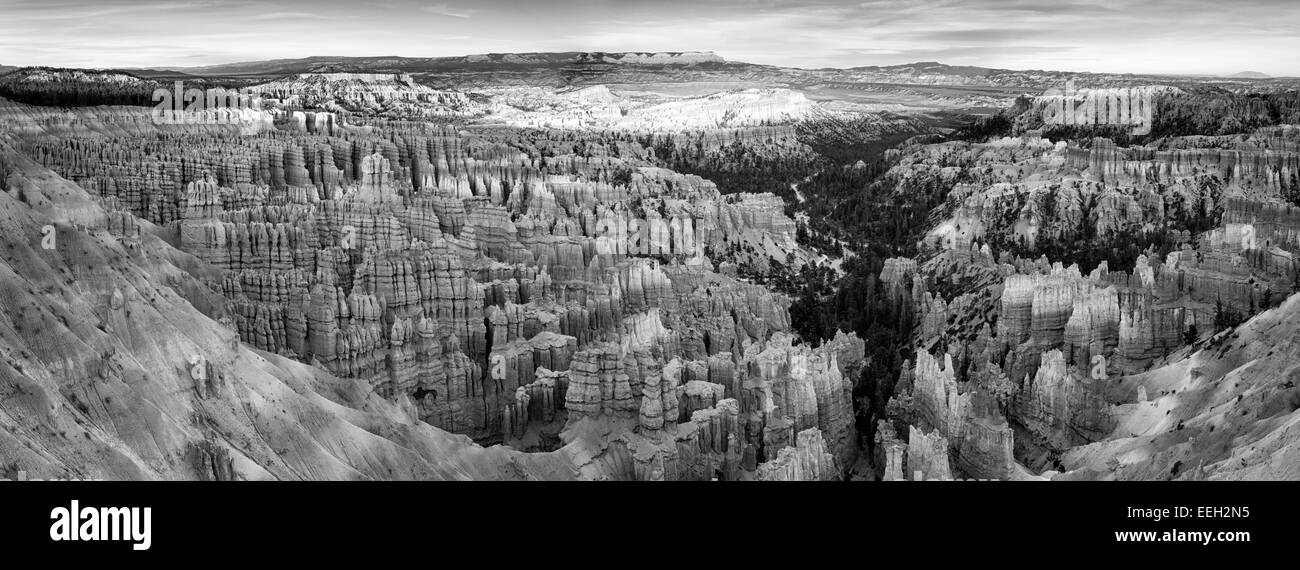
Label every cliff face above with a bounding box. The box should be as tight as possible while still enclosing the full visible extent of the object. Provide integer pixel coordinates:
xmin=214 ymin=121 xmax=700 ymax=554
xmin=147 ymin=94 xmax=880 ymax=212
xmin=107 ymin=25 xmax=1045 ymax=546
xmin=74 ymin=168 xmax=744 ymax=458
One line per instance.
xmin=481 ymin=86 xmax=823 ymax=131
xmin=740 ymin=332 xmax=862 ymax=471
xmin=248 ymin=73 xmax=485 ymax=120
xmin=173 ymin=69 xmax=837 ymax=130
xmin=895 ymin=349 xmax=1016 ymax=479
xmin=756 ymin=428 xmax=840 ymax=481
xmin=914 ymin=127 xmax=1300 ymax=358
xmin=0 ymin=97 xmax=862 ymax=481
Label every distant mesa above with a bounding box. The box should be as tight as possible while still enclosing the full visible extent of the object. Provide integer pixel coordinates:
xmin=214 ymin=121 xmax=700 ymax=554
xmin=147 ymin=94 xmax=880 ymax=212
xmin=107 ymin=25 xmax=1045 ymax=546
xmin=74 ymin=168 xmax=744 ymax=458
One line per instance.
xmin=572 ymin=51 xmax=725 ymax=65
xmin=846 ymin=61 xmax=1002 ymax=77
xmin=1225 ymin=71 xmax=1270 ymax=78
xmin=0 ymin=67 xmax=146 ymax=85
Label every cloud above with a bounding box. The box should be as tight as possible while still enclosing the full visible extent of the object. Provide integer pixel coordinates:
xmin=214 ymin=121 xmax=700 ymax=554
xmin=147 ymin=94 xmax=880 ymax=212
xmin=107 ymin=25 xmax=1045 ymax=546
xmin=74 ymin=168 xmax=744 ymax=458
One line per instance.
xmin=247 ymin=12 xmax=345 ymax=21
xmin=422 ymin=3 xmax=477 ymax=18
xmin=0 ymin=0 xmax=1295 ymax=75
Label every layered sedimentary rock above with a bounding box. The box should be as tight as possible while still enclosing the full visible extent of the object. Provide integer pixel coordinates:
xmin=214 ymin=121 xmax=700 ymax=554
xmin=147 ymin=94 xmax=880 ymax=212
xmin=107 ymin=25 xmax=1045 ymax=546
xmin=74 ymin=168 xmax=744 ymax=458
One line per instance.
xmin=906 ymin=425 xmax=953 ymax=481
xmin=0 ymin=132 xmax=590 ymax=482
xmin=11 ymin=97 xmax=878 ymax=482
xmin=887 ymin=120 xmax=1300 ymax=480
xmin=874 ymin=421 xmax=908 ymax=481
xmin=897 ymin=325 xmax=1020 ymax=479
xmin=1016 ymin=349 xmax=1114 ymax=450
xmin=880 ymin=257 xmax=918 ymax=310
xmin=740 ymin=332 xmax=861 ymax=473
xmin=756 ymin=428 xmax=839 ymax=481
xmin=483 ymin=86 xmax=821 ymax=131
xmin=954 ymin=391 xmax=1016 ymax=479
xmin=248 ymin=73 xmax=485 ymax=120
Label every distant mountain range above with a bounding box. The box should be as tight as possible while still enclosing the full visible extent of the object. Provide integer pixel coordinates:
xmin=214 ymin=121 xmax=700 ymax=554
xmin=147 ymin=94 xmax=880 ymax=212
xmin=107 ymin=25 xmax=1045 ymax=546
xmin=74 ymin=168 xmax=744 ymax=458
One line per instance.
xmin=3 ymin=53 xmax=1294 ymax=100
xmin=1 ymin=53 xmax=1292 ymax=84
xmin=157 ymin=51 xmax=728 ymax=77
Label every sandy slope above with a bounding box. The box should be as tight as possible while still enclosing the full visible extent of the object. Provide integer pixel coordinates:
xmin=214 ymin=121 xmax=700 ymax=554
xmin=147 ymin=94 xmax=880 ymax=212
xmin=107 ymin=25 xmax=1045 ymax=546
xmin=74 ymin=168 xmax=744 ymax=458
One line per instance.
xmin=1059 ymin=293 xmax=1300 ymax=480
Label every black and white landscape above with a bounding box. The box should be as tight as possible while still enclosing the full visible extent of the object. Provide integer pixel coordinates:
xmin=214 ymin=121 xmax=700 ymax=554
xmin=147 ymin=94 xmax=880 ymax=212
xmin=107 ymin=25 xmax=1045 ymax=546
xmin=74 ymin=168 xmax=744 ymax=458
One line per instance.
xmin=1 ymin=0 xmax=1299 ymax=482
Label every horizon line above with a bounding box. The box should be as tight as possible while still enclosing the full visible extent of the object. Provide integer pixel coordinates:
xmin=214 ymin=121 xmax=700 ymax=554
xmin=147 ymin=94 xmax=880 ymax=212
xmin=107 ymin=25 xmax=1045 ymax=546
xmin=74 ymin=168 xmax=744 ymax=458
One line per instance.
xmin=0 ymin=52 xmax=1288 ymax=80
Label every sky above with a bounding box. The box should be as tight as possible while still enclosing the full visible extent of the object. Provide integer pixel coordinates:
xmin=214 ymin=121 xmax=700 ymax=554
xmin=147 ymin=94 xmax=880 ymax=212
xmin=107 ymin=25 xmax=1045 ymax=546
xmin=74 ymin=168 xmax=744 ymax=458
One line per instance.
xmin=1 ymin=0 xmax=1297 ymax=76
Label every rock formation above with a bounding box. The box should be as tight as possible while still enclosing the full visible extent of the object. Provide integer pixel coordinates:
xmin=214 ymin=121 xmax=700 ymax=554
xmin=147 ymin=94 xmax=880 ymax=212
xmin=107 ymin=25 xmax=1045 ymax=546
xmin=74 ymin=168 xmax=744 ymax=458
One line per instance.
xmin=0 ymin=94 xmax=863 ymax=481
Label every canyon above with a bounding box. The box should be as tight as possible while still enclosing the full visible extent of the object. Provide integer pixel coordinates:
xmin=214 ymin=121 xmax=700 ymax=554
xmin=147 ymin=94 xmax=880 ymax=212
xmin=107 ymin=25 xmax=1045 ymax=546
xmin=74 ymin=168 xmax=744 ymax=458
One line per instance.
xmin=1 ymin=51 xmax=1298 ymax=481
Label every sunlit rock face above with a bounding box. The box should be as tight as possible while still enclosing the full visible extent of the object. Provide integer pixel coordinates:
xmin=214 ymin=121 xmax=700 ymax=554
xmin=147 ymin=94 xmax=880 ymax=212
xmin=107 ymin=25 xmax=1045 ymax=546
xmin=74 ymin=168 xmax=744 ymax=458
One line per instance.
xmin=578 ymin=51 xmax=726 ymax=65
xmin=479 ymin=86 xmax=822 ymax=130
xmin=248 ymin=73 xmax=485 ymax=120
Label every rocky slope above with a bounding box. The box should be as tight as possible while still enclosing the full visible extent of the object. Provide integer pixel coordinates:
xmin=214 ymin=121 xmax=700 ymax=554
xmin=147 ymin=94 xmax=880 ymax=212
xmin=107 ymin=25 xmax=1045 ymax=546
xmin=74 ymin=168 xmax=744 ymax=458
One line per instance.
xmin=1060 ymin=292 xmax=1300 ymax=480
